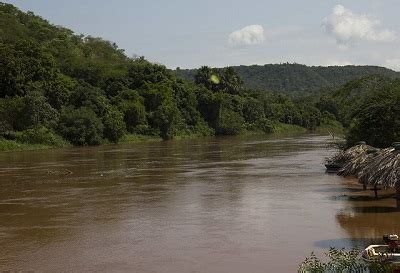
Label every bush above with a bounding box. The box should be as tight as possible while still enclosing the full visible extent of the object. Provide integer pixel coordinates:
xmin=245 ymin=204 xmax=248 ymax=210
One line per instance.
xmin=193 ymin=120 xmax=215 ymax=136
xmin=17 ymin=126 xmax=67 ymax=147
xmin=254 ymin=118 xmax=275 ymax=134
xmin=123 ymin=101 xmax=147 ymax=132
xmin=345 ymin=89 xmax=400 ymax=148
xmin=216 ymin=107 xmax=244 ymax=135
xmin=299 ymin=248 xmax=394 ymax=273
xmin=58 ymin=107 xmax=103 ymax=145
xmin=132 ymin=124 xmax=160 ymax=136
xmin=103 ymin=107 xmax=126 ymax=143
xmin=150 ymin=102 xmax=180 ymax=140
xmin=243 ymin=97 xmax=265 ymax=123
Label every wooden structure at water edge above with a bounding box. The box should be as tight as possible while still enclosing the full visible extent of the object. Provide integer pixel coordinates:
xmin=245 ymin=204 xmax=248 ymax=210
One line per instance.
xmin=327 ymin=142 xmax=400 ymax=200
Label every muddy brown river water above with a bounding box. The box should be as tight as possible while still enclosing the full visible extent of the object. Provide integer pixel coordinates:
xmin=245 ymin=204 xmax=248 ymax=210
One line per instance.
xmin=1 ymin=135 xmax=399 ymax=272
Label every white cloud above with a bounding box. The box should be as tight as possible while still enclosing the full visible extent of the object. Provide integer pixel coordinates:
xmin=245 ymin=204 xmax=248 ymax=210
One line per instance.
xmin=385 ymin=59 xmax=400 ymax=71
xmin=322 ymin=5 xmax=396 ymax=46
xmin=228 ymin=25 xmax=265 ymax=47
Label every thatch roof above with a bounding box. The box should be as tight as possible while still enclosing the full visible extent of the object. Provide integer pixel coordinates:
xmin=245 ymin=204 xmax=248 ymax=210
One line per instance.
xmin=336 ymin=144 xmax=400 ymax=189
xmin=329 ymin=144 xmax=376 ymax=165
xmin=338 ymin=148 xmax=380 ymax=177
xmin=358 ymin=148 xmax=400 ymax=189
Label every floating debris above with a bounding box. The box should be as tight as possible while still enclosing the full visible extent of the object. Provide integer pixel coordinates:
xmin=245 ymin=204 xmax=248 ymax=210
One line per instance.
xmin=46 ymin=169 xmax=73 ymax=175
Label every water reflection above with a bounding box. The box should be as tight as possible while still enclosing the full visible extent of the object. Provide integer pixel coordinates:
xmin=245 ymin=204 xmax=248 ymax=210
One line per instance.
xmin=335 ymin=187 xmax=400 ymax=240
xmin=314 ymin=238 xmax=377 ymax=249
xmin=1 ymin=134 xmax=395 ymax=272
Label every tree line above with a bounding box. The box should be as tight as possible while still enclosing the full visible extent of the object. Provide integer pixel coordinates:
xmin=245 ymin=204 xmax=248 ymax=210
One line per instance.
xmin=322 ymin=75 xmax=400 ymax=148
xmin=0 ymin=3 xmax=340 ymax=148
xmin=176 ymin=63 xmax=400 ymax=96
xmin=0 ymin=2 xmax=398 ymax=149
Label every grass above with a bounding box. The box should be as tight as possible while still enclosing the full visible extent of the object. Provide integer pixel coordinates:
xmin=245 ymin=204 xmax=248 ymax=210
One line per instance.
xmin=272 ymin=123 xmax=307 ymax=135
xmin=315 ymin=121 xmax=344 ymax=136
xmin=0 ymin=138 xmax=70 ymax=152
xmin=119 ymin=134 xmax=161 ymax=143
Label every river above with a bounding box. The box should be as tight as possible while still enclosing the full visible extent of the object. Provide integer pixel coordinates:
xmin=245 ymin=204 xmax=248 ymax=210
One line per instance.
xmin=1 ymin=134 xmax=399 ymax=272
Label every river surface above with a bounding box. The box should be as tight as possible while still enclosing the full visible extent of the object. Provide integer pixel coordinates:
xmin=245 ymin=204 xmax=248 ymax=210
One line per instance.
xmin=1 ymin=134 xmax=399 ymax=272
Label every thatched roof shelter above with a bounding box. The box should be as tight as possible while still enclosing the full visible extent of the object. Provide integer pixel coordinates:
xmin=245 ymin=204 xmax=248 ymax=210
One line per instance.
xmin=329 ymin=144 xmax=377 ymax=166
xmin=334 ymin=144 xmax=400 ymax=197
xmin=358 ymin=147 xmax=400 ymax=189
xmin=338 ymin=147 xmax=380 ymax=177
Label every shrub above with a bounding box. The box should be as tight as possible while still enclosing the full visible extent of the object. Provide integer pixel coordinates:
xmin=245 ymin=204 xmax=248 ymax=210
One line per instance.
xmin=103 ymin=107 xmax=126 ymax=143
xmin=58 ymin=107 xmax=103 ymax=145
xmin=17 ymin=126 xmax=67 ymax=147
xmin=299 ymin=248 xmax=394 ymax=273
xmin=150 ymin=102 xmax=180 ymax=140
xmin=216 ymin=107 xmax=244 ymax=135
xmin=254 ymin=118 xmax=275 ymax=133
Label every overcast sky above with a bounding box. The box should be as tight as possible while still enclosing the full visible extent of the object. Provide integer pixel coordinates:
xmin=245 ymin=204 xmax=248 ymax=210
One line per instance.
xmin=4 ymin=0 xmax=400 ymax=70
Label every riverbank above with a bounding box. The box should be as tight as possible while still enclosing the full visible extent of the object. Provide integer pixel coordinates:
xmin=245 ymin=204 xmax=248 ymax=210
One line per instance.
xmin=0 ymin=139 xmax=65 ymax=152
xmin=0 ymin=134 xmax=159 ymax=152
xmin=0 ymin=122 xmax=341 ymax=152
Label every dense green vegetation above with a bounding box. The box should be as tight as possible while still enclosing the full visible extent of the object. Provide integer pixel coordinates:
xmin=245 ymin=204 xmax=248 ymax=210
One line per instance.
xmin=176 ymin=64 xmax=400 ymax=96
xmin=299 ymin=248 xmax=394 ymax=272
xmin=1 ymin=3 xmax=397 ymax=151
xmin=0 ymin=3 xmax=345 ymax=150
xmin=314 ymin=75 xmax=400 ymax=148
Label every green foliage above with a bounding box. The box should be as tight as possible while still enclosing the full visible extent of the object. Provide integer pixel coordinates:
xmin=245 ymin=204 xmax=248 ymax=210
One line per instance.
xmin=128 ymin=58 xmax=173 ymax=90
xmin=103 ymin=107 xmax=126 ymax=143
xmin=243 ymin=97 xmax=265 ymax=123
xmin=16 ymin=126 xmax=67 ymax=147
xmin=44 ymin=74 xmax=76 ymax=110
xmin=0 ymin=96 xmax=24 ymax=133
xmin=321 ymin=75 xmax=400 ymax=147
xmin=0 ymin=138 xmax=61 ymax=152
xmin=112 ymin=89 xmax=147 ymax=132
xmin=316 ymin=96 xmax=339 ymax=120
xmin=332 ymin=76 xmax=392 ymax=126
xmin=69 ymin=82 xmax=109 ymax=117
xmin=345 ymin=87 xmax=400 ymax=148
xmin=272 ymin=123 xmax=307 ymax=134
xmin=246 ymin=118 xmax=275 ymax=133
xmin=150 ymin=101 xmax=180 ymax=140
xmin=3 ymin=3 xmax=383 ymax=150
xmin=58 ymin=107 xmax=103 ymax=145
xmin=216 ymin=107 xmax=245 ymax=135
xmin=195 ymin=66 xmax=244 ymax=94
xmin=0 ymin=40 xmax=58 ymax=97
xmin=176 ymin=63 xmax=399 ymax=96
xmin=20 ymin=91 xmax=59 ymax=129
xmin=299 ymin=248 xmax=394 ymax=273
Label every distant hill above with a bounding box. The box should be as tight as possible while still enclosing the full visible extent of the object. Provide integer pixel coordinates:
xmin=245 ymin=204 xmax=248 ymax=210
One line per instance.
xmin=174 ymin=64 xmax=400 ymax=95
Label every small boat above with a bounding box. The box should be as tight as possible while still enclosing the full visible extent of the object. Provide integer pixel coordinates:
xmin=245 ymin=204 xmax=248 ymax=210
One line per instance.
xmin=325 ymin=162 xmax=343 ymax=172
xmin=362 ymin=235 xmax=400 ymax=268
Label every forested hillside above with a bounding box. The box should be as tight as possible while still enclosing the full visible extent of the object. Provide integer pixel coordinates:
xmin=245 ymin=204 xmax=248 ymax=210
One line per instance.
xmin=175 ymin=64 xmax=400 ymax=95
xmin=0 ymin=2 xmax=342 ymax=150
xmin=326 ymin=75 xmax=400 ymax=147
xmin=1 ymin=2 xmax=397 ymax=151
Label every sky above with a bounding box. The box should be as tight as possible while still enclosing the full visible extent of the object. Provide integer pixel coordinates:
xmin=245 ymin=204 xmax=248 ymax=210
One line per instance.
xmin=3 ymin=0 xmax=400 ymax=70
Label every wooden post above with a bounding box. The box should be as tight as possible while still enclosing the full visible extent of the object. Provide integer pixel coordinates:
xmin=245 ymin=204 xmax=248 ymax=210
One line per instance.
xmin=369 ymin=186 xmax=381 ymax=198
xmin=396 ymin=188 xmax=400 ymax=208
